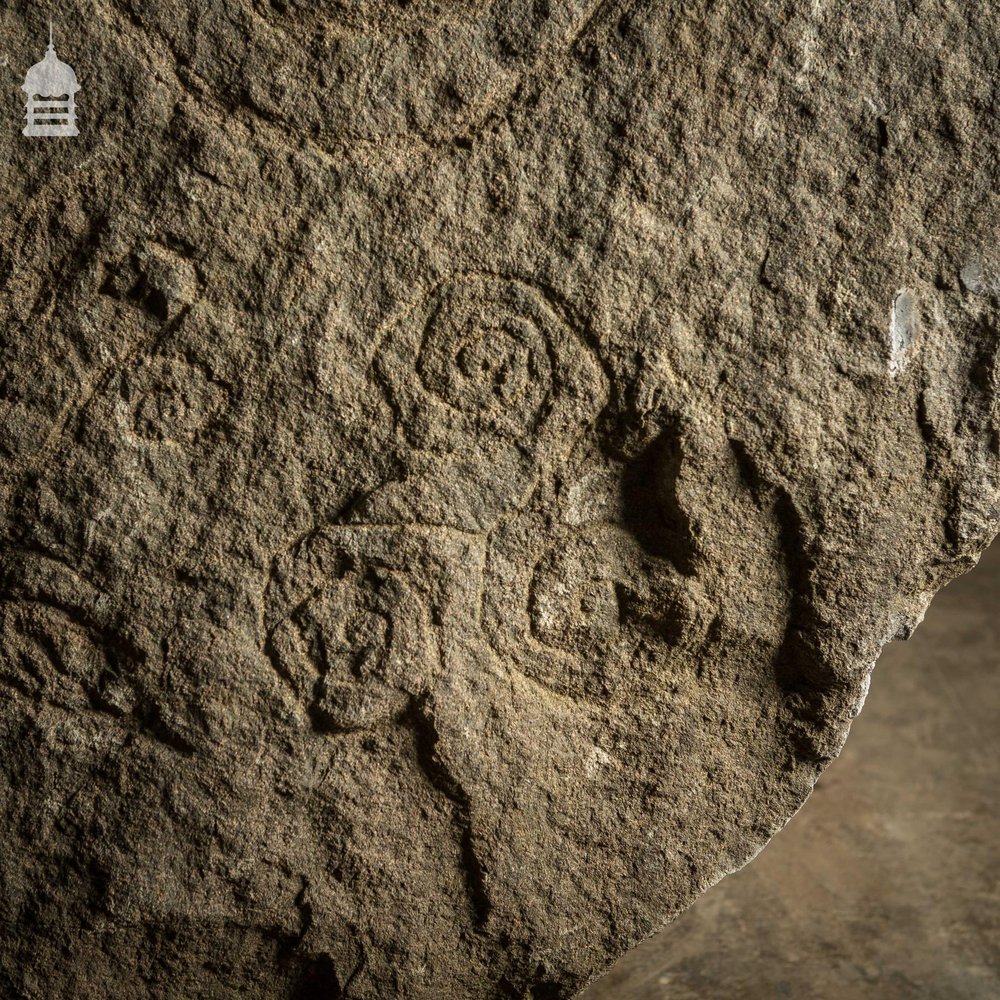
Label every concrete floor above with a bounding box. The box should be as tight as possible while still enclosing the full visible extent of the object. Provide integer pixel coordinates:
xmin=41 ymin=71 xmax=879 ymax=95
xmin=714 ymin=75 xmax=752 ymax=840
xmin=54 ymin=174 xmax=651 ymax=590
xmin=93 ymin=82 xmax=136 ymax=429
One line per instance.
xmin=582 ymin=543 xmax=1000 ymax=1000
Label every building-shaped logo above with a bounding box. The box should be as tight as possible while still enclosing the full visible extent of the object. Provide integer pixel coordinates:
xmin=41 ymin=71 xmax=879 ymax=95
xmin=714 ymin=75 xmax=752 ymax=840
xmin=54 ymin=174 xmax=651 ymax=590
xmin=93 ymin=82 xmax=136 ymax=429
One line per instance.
xmin=22 ymin=25 xmax=79 ymax=138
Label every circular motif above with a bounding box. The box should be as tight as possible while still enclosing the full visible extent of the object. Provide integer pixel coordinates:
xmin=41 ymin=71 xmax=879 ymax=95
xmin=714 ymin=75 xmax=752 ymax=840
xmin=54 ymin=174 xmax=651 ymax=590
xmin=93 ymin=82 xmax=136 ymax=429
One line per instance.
xmin=378 ymin=274 xmax=605 ymax=462
xmin=0 ymin=599 xmax=133 ymax=717
xmin=130 ymin=358 xmax=227 ymax=443
xmin=417 ymin=297 xmax=552 ymax=439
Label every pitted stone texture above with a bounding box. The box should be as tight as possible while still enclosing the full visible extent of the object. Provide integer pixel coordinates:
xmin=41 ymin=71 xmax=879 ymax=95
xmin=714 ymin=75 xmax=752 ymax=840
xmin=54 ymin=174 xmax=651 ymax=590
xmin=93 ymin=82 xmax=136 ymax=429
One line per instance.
xmin=0 ymin=2 xmax=998 ymax=998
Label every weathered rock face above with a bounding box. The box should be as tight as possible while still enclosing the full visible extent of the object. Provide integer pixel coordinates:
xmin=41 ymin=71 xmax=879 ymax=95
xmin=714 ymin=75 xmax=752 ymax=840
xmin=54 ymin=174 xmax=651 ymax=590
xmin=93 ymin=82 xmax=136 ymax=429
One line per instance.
xmin=0 ymin=2 xmax=997 ymax=997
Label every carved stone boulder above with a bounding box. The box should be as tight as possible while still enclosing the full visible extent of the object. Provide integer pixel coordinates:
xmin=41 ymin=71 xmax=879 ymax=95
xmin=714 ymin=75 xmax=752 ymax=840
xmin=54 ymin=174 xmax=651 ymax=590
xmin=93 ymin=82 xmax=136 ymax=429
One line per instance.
xmin=0 ymin=2 xmax=997 ymax=997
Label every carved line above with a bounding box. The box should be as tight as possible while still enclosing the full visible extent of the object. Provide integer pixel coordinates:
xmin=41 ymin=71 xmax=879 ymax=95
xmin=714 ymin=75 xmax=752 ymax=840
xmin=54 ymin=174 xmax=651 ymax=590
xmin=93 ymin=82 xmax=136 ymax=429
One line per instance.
xmin=105 ymin=0 xmax=630 ymax=163
xmin=404 ymin=694 xmax=492 ymax=930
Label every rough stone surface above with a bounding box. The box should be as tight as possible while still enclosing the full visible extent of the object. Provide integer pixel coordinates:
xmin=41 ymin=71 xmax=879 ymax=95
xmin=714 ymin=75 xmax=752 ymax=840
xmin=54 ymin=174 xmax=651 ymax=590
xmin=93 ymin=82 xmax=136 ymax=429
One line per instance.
xmin=582 ymin=540 xmax=1000 ymax=1000
xmin=0 ymin=2 xmax=997 ymax=998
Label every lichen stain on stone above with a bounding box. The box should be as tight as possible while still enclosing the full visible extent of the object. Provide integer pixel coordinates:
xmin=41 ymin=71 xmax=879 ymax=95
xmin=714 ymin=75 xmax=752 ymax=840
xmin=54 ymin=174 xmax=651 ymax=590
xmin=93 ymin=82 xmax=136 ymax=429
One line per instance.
xmin=889 ymin=287 xmax=918 ymax=378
